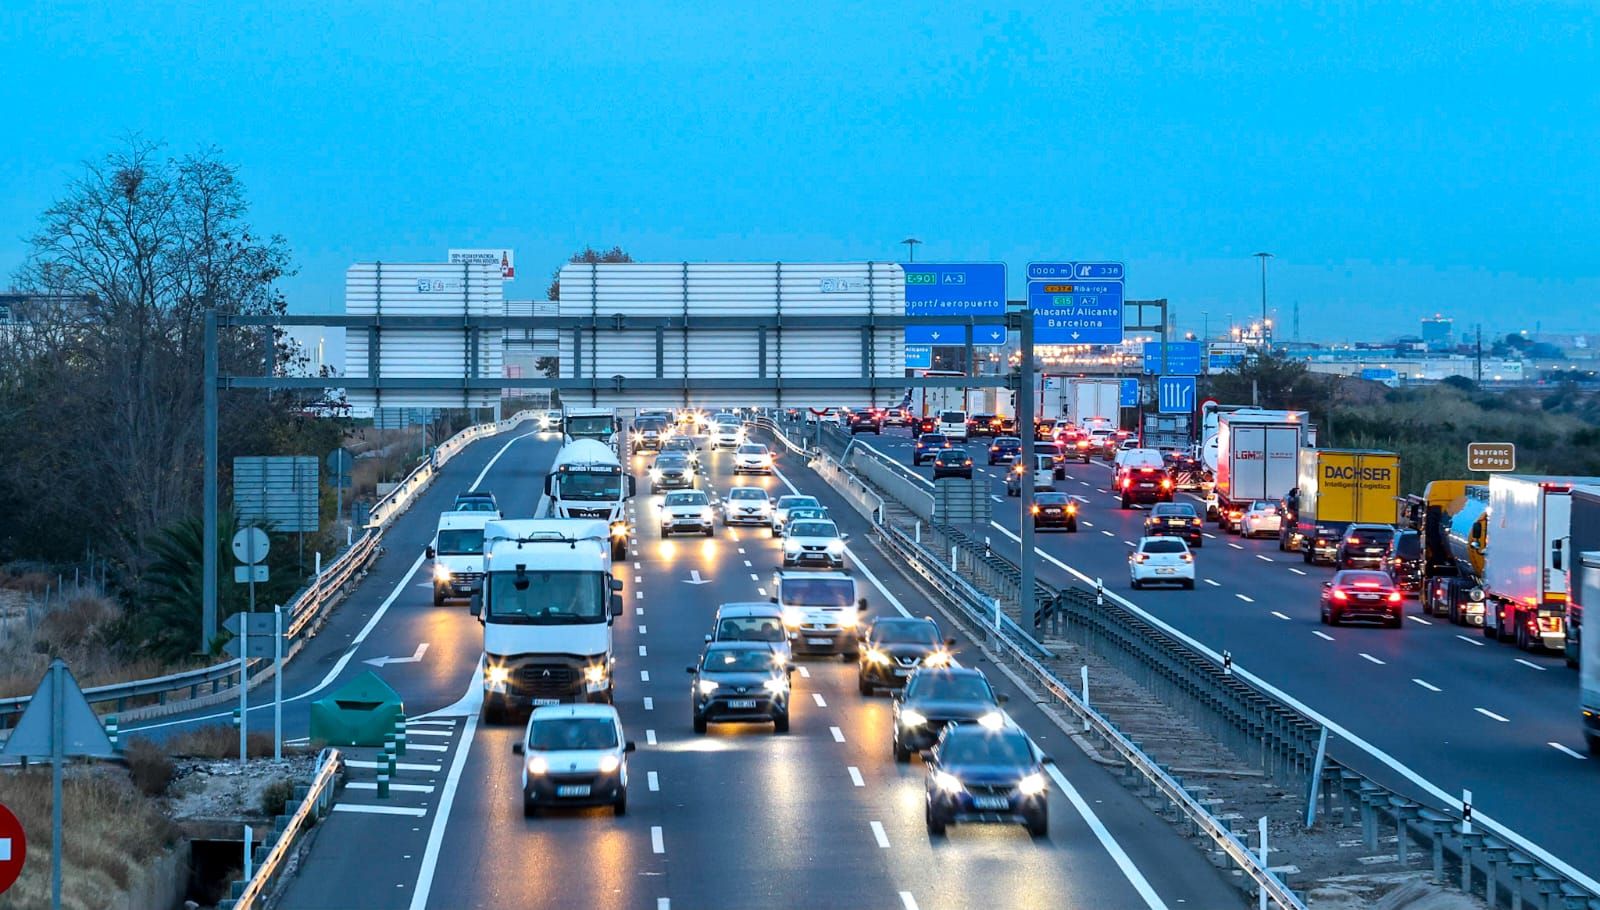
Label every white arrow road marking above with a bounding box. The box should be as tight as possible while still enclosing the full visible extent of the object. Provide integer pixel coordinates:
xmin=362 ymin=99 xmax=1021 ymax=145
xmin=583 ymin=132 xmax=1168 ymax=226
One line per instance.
xmin=364 ymin=642 xmax=430 ymax=668
xmin=684 ymin=570 xmax=711 ymax=585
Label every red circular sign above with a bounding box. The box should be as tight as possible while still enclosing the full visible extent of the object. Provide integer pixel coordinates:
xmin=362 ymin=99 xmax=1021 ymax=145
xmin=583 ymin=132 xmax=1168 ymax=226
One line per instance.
xmin=0 ymin=803 xmax=26 ymax=895
xmin=808 ymin=407 xmax=832 ymax=416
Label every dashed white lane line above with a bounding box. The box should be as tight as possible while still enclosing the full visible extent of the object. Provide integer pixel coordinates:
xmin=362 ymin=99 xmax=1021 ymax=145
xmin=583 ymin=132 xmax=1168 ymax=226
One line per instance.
xmin=407 ymin=743 xmax=450 ymax=753
xmin=797 ymin=665 xmax=810 ymax=678
xmin=648 ymin=771 xmax=660 ymax=792
xmin=636 ymin=591 xmax=644 ymax=599
xmin=991 ymin=495 xmax=1004 ymax=503
xmin=830 ymin=726 xmax=845 ymax=742
xmin=1203 ymin=532 xmax=1218 ymax=539
xmin=743 ymin=559 xmax=752 ymax=567
xmin=1228 ymin=542 xmax=1244 ymax=550
xmin=643 ymin=697 xmax=654 ymax=711
xmin=659 ymin=899 xmax=671 ymax=910
xmin=1270 ymin=611 xmax=1291 ymax=621
xmin=640 ymin=670 xmax=651 ymax=682
xmin=646 ymin=728 xmax=657 ymax=745
xmin=749 ymin=573 xmax=759 ymax=581
xmin=870 ymin=820 xmax=891 ymax=848
xmin=1101 ymin=530 xmax=1115 ymax=537
xmin=1550 ymin=742 xmax=1589 ymax=760
xmin=347 ymin=759 xmax=440 ymax=772
xmin=639 ymin=645 xmax=648 ymax=657
xmin=1288 ymin=567 xmax=1307 ymax=576
xmin=651 ymin=826 xmax=665 ymax=853
xmin=1515 ymin=658 xmax=1547 ymax=671
xmin=1476 ymin=707 xmax=1510 ymax=723
xmin=1359 ymin=653 xmax=1386 ymax=666
xmin=335 ymin=804 xmax=426 ymax=817
xmin=900 ymin=893 xmax=921 ymax=910
xmin=1413 ymin=679 xmax=1442 ymax=692
xmin=758 ymin=587 xmax=769 ymax=597
xmin=634 ymin=575 xmax=642 ymax=583
xmin=1312 ymin=630 xmax=1335 ymax=641
xmin=1123 ymin=539 xmax=1135 ymax=546
xmin=639 ymin=624 xmax=647 ymax=635
xmin=1204 ymin=578 xmax=1220 ymax=587
xmin=813 ymin=693 xmax=828 ymax=708
xmin=1407 ymin=615 xmax=1431 ymax=626
xmin=1082 ymin=521 xmax=1095 ymax=528
xmin=1078 ymin=481 xmax=1090 ymax=486
xmin=738 ymin=547 xmax=746 ymax=554
xmin=348 ymin=781 xmax=434 ymax=793
xmin=636 ymin=606 xmax=644 ymax=615
xmin=848 ymin=766 xmax=865 ymax=787
xmin=1255 ymin=554 xmax=1273 ymax=562
xmin=1456 ymin=634 xmax=1486 ymax=647
xmin=634 ymin=561 xmax=641 ymax=570
xmin=1236 ymin=594 xmax=1255 ymax=603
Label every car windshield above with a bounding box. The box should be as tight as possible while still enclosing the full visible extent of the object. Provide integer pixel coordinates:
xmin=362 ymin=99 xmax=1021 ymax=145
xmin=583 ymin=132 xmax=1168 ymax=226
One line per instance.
xmin=777 ymin=496 xmax=818 ymax=510
xmin=920 ymin=435 xmax=946 ymax=446
xmin=1036 ymin=493 xmax=1069 ymax=505
xmin=1152 ymin=504 xmax=1195 ymax=517
xmin=529 ymin=717 xmax=617 ymax=751
xmin=872 ymin=620 xmax=939 ymax=646
xmin=703 ymin=648 xmax=778 ymax=672
xmin=781 ymin=577 xmax=854 ymax=606
xmin=729 ymin=489 xmax=767 ymax=502
xmin=940 ymin=411 xmax=964 ymax=422
xmin=1336 ymin=571 xmax=1392 ymax=587
xmin=789 ymin=521 xmax=838 ymax=539
xmin=737 ymin=444 xmax=767 ymax=455
xmin=1251 ymin=501 xmax=1275 ymax=511
xmin=565 ymin=415 xmax=615 ymax=436
xmin=436 ymin=529 xmax=484 ymax=555
xmin=941 ymin=731 xmax=1033 ymax=767
xmin=664 ymin=491 xmax=707 ymax=507
xmin=908 ymin=673 xmax=992 ymax=702
xmin=487 ymin=570 xmax=605 ymax=624
xmin=557 ymin=473 xmax=623 ymax=502
xmin=636 ymin=419 xmax=666 ymax=432
xmin=655 ymin=455 xmax=688 ymax=468
xmin=1141 ymin=539 xmax=1188 ymax=554
xmin=714 ymin=615 xmax=785 ymax=643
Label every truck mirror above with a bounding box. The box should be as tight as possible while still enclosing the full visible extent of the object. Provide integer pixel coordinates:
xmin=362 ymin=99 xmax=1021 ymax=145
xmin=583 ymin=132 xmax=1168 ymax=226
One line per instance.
xmin=425 ymin=545 xmax=435 ymax=559
xmin=469 ymin=594 xmax=483 ymax=618
xmin=512 ymin=742 xmax=524 ymax=755
xmin=626 ymin=476 xmax=637 ymax=498
xmin=610 ymin=594 xmax=622 ymax=619
xmin=543 ymin=476 xmax=554 ymax=497
xmin=1553 ymin=538 xmax=1563 ymax=570
xmin=610 ymin=577 xmax=624 ymax=592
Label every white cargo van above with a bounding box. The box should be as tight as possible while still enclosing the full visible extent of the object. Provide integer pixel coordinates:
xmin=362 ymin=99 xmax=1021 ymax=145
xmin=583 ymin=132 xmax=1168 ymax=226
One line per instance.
xmin=427 ymin=511 xmax=497 ymax=606
xmin=938 ymin=409 xmax=969 ymax=441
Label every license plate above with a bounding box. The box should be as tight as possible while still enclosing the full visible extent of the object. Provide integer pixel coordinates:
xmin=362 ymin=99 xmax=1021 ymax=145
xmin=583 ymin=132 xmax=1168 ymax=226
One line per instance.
xmin=1356 ymin=594 xmax=1378 ymax=601
xmin=972 ymin=795 xmax=1010 ymax=810
xmin=532 ymin=698 xmax=560 ymax=706
xmin=556 ymin=784 xmax=591 ymax=797
xmin=727 ymin=700 xmax=758 ymax=709
xmin=1156 ymin=568 xmax=1176 ymax=575
xmin=1166 ymin=520 xmax=1185 ymax=526
xmin=893 ymin=668 xmax=912 ymax=677
xmin=807 ymin=637 xmax=832 ymax=645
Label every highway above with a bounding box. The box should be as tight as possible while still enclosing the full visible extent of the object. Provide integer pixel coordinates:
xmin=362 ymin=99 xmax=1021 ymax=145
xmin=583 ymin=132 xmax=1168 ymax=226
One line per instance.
xmin=133 ymin=421 xmax=1245 ymax=909
xmin=852 ymin=426 xmax=1600 ymax=880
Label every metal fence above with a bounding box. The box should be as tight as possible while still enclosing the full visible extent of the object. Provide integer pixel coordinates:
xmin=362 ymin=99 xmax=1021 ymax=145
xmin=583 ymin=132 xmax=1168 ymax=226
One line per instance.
xmin=219 ymin=747 xmax=343 ymax=910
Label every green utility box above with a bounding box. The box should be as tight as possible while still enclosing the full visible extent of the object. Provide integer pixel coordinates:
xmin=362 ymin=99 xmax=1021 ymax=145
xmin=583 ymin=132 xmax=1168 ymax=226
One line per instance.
xmin=309 ymin=671 xmax=405 ymax=747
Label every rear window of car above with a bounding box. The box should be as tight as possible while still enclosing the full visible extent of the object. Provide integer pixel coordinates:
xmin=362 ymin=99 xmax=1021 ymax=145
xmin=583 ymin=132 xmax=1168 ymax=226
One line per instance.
xmin=994 ymin=437 xmax=1021 ymax=446
xmin=921 ymin=434 xmax=947 ymax=444
xmin=940 ymin=411 xmax=965 ymax=422
xmin=1349 ymin=528 xmax=1394 ymax=543
xmin=1141 ymin=539 xmax=1188 ymax=554
xmin=729 ymin=488 xmax=767 ymax=501
xmin=1152 ymin=503 xmax=1196 ymax=517
xmin=1251 ymin=501 xmax=1275 ymax=511
xmin=1335 ymin=570 xmax=1391 ymax=586
xmin=737 ymin=444 xmax=767 ymax=455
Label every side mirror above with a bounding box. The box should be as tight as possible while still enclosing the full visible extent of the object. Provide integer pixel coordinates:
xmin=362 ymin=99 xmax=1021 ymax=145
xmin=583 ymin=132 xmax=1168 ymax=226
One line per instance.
xmin=425 ymin=545 xmax=436 ymax=558
xmin=841 ymin=533 xmax=850 ymax=541
xmin=919 ymin=750 xmax=935 ymax=763
xmin=945 ymin=637 xmax=957 ymax=648
xmin=626 ymin=476 xmax=638 ymax=498
xmin=469 ymin=594 xmax=483 ymax=618
xmin=996 ymin=693 xmax=1009 ymax=705
xmin=610 ymin=577 xmax=624 ymax=592
xmin=610 ymin=594 xmax=622 ymax=620
xmin=512 ymin=742 xmax=525 ymax=755
xmin=543 ymin=476 xmax=554 ymax=496
xmin=1321 ymin=581 xmax=1332 ymax=588
xmin=624 ymin=741 xmax=637 ymax=754
xmin=685 ymin=666 xmax=698 ymax=674
xmin=704 ymin=634 xmax=713 ymax=643
xmin=769 ymin=596 xmax=778 ymax=603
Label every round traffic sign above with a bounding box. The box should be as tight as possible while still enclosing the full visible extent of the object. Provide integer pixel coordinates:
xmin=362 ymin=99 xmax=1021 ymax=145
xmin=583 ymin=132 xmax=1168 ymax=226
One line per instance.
xmin=0 ymin=802 xmax=26 ymax=895
xmin=809 ymin=407 xmax=832 ymax=416
xmin=231 ymin=527 xmax=270 ymax=565
xmin=326 ymin=447 xmax=355 ymax=474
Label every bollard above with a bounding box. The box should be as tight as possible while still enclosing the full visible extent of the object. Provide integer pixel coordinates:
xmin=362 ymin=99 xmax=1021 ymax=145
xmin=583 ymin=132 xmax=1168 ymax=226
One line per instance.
xmin=232 ymin=708 xmax=241 ymax=729
xmin=105 ymin=715 xmax=120 ymax=751
xmin=394 ymin=717 xmax=407 ymax=757
xmin=377 ymin=768 xmax=391 ymax=799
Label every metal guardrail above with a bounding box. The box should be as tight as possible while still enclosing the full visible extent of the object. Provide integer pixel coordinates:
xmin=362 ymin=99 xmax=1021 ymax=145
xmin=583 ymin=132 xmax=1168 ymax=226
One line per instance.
xmin=0 ymin=410 xmax=542 ymax=727
xmin=221 ymin=747 xmax=343 ymax=910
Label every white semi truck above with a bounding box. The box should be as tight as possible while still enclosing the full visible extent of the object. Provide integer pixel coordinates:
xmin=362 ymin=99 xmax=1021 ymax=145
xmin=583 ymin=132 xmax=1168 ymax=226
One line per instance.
xmin=545 ymin=439 xmax=635 ymax=561
xmin=473 ymin=519 xmax=623 ymax=723
xmin=1477 ymin=474 xmax=1580 ymax=651
xmin=1211 ymin=409 xmax=1308 ymax=532
xmin=1061 ymin=378 xmax=1123 ymax=429
xmin=561 ymin=407 xmax=620 ymax=450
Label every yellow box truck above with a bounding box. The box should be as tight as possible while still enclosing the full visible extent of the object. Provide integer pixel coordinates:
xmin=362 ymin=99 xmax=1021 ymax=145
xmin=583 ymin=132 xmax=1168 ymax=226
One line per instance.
xmin=1290 ymin=449 xmax=1402 ymax=564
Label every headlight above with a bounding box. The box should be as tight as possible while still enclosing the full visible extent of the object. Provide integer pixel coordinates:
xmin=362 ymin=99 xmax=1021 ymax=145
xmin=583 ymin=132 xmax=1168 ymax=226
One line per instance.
xmin=932 ymin=770 xmax=964 ymax=794
xmin=1018 ymin=772 xmax=1048 ymax=796
xmin=978 ymin=711 xmax=1006 ymax=731
xmin=826 ymin=540 xmax=844 ymax=553
xmin=923 ymin=650 xmax=951 ymax=668
xmin=839 ymin=612 xmax=860 ymax=629
xmin=611 ymin=524 xmax=628 ymax=539
xmin=784 ymin=540 xmax=800 ymax=553
xmin=782 ymin=608 xmax=805 ymax=628
xmin=900 ymin=708 xmax=927 ymax=727
xmin=487 ymin=665 xmax=511 ymax=685
xmin=864 ymin=648 xmax=891 ymax=665
xmin=649 ymin=469 xmax=662 ymax=481
xmin=697 ymin=679 xmax=720 ymax=695
xmin=527 ymin=755 xmax=548 ymax=775
xmin=584 ymin=664 xmax=608 ymax=685
xmin=763 ymin=678 xmax=788 ymax=694
xmin=433 ymin=563 xmax=452 ymax=582
xmin=597 ymin=754 xmax=621 ymax=774
xmin=700 ymin=507 xmax=714 ymax=521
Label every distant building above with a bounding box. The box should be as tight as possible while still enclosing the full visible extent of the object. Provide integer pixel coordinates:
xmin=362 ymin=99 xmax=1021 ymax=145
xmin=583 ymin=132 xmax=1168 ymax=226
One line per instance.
xmin=1421 ymin=315 xmax=1453 ymax=352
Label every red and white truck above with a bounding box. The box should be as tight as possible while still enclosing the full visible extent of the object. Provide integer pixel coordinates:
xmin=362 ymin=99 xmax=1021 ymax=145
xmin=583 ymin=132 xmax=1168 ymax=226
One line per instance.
xmin=1210 ymin=409 xmax=1308 ymax=532
xmin=1478 ymin=474 xmax=1585 ymax=651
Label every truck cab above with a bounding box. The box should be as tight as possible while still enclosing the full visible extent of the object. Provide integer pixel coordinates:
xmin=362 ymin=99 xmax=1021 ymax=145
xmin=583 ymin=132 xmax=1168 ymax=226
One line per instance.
xmin=546 ymin=439 xmax=636 ymax=561
xmin=561 ymin=407 xmax=620 ymax=450
xmin=774 ymin=570 xmax=867 ymax=658
xmin=474 ymin=519 xmax=623 ymax=723
xmin=426 ymin=511 xmax=497 ymax=606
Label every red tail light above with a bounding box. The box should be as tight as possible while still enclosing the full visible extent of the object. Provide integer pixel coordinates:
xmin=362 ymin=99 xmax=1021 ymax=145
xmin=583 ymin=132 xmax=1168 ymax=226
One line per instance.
xmin=1331 ymin=589 xmax=1349 ymax=602
xmin=1387 ymin=591 xmax=1402 ymax=603
xmin=1160 ymin=479 xmax=1173 ymax=490
xmin=1347 ymin=537 xmax=1361 ymax=545
xmin=1121 ymin=478 xmax=1132 ymax=489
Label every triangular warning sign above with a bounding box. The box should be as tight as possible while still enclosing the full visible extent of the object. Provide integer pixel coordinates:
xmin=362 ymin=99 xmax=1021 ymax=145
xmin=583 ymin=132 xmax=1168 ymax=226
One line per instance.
xmin=1 ymin=660 xmax=116 ymax=759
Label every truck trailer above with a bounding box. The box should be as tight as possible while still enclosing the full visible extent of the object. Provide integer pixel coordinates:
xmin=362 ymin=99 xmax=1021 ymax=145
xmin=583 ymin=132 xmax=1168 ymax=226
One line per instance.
xmin=1579 ymin=551 xmax=1600 ymax=753
xmin=1563 ymin=485 xmax=1600 ymax=669
xmin=1211 ymin=410 xmax=1308 ymax=533
xmin=1289 ymin=448 xmax=1402 ymax=563
xmin=1061 ymin=378 xmax=1123 ymax=430
xmin=1476 ymin=475 xmax=1586 ymax=651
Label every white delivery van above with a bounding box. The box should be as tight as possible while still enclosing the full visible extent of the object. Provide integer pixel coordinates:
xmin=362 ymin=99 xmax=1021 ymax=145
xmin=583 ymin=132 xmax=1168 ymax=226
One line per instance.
xmin=938 ymin=409 xmax=969 ymax=441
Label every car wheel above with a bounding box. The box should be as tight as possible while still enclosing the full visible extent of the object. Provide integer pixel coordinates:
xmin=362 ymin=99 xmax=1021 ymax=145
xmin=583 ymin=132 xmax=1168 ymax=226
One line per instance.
xmin=1026 ymin=809 xmax=1049 ymax=838
xmin=927 ymin=804 xmax=947 ymax=837
xmin=1329 ymin=610 xmax=1342 ymax=626
xmin=704 ymin=528 xmax=713 ymax=538
xmin=1130 ymin=578 xmax=1142 ymax=590
xmin=432 ymin=587 xmax=446 ymax=607
xmin=523 ymin=794 xmax=538 ymax=818
xmin=1302 ymin=547 xmax=1313 ymax=564
xmin=1389 ymin=615 xmax=1405 ymax=629
xmin=770 ymin=526 xmax=778 ymax=538
xmin=482 ymin=699 xmax=507 ymax=725
xmin=1586 ymin=731 xmax=1600 ymax=756
xmin=1120 ymin=497 xmax=1130 ymax=509
xmin=613 ymin=792 xmax=628 ymax=816
xmin=773 ymin=712 xmax=790 ymax=734
xmin=1192 ymin=538 xmax=1202 ymax=548
xmin=893 ymin=734 xmax=911 ymax=763
xmin=858 ymin=675 xmax=873 ymax=696
xmin=1067 ymin=521 xmax=1078 ymax=533
xmin=1182 ymin=579 xmax=1195 ymax=590
xmin=660 ymin=528 xmax=671 ymax=538
xmin=1320 ymin=607 xmax=1329 ymax=625
xmin=693 ymin=714 xmax=707 ymax=735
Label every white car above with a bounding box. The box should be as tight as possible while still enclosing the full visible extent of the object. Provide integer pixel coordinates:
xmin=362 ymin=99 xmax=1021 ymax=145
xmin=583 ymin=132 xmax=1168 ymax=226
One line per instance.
xmin=1129 ymin=536 xmax=1195 ymax=590
xmin=1238 ymin=500 xmax=1283 ymax=539
xmin=733 ymin=443 xmax=774 ymax=475
xmin=1005 ymin=455 xmax=1055 ymax=497
xmin=659 ymin=490 xmax=715 ymax=537
xmin=783 ymin=518 xmax=847 ymax=568
xmin=711 ymin=422 xmax=744 ymax=449
xmin=771 ymin=495 xmax=821 ymax=533
xmin=514 ymin=704 xmax=636 ymax=817
xmin=723 ymin=487 xmax=773 ymax=526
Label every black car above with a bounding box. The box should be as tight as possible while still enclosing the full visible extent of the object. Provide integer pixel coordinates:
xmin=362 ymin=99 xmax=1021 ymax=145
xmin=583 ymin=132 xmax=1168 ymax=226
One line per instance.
xmin=925 ymin=722 xmax=1052 ymax=838
xmin=1301 ymin=521 xmax=1349 ymax=565
xmin=659 ymin=435 xmax=699 ymax=464
xmin=1117 ymin=466 xmax=1174 ymax=508
xmin=1335 ymin=524 xmax=1396 ymax=570
xmin=1031 ymin=492 xmax=1078 ymax=531
xmin=649 ymin=453 xmax=694 ymax=490
xmin=453 ymin=491 xmax=499 ymax=513
xmin=1037 ymin=442 xmax=1068 ymax=479
xmin=858 ymin=616 xmax=955 ymax=694
xmin=931 ymin=449 xmax=974 ymax=479
xmin=688 ymin=642 xmax=791 ymax=734
xmin=986 ymin=436 xmax=1023 ymax=465
xmin=912 ymin=433 xmax=952 ymax=465
xmin=913 ymin=415 xmax=938 ymax=437
xmin=892 ymin=667 xmax=1006 ymax=761
xmin=968 ymin=414 xmax=997 ymax=439
xmin=848 ymin=410 xmax=883 ymax=435
xmin=1384 ymin=529 xmax=1423 ymax=595
xmin=1143 ymin=502 xmax=1203 ymax=546
xmin=633 ymin=417 xmax=669 ymax=450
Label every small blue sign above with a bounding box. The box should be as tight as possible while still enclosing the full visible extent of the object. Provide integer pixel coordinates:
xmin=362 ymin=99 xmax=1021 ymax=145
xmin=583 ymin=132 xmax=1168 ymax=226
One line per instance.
xmin=905 ymin=345 xmax=933 ymax=370
xmin=1207 ymin=353 xmax=1245 ymax=373
xmin=1141 ymin=341 xmax=1203 ymax=375
xmin=1029 ymin=279 xmax=1125 ymax=345
xmin=1026 ymin=261 xmax=1125 ymax=281
xmin=1119 ymin=378 xmax=1140 ymax=409
xmin=1157 ymin=376 xmax=1197 ymax=414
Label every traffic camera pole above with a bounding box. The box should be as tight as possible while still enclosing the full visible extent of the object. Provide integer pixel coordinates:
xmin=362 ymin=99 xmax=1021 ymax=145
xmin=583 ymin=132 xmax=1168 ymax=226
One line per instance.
xmin=1017 ymin=310 xmax=1037 ymax=636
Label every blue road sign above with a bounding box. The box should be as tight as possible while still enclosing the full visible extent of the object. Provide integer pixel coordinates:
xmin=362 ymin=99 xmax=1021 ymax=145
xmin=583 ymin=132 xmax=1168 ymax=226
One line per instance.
xmin=905 ymin=345 xmax=933 ymax=370
xmin=1026 ymin=261 xmax=1125 ymax=281
xmin=1157 ymin=376 xmax=1197 ymax=414
xmin=1141 ymin=341 xmax=1203 ymax=375
xmin=1119 ymin=378 xmax=1140 ymax=409
xmin=1029 ymin=279 xmax=1125 ymax=345
xmin=902 ymin=262 xmax=1006 ymax=347
xmin=1207 ymin=353 xmax=1245 ymax=373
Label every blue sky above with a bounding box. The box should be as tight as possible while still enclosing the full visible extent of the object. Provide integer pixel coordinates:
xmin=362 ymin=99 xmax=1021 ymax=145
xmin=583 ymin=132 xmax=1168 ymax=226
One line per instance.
xmin=3 ymin=1 xmax=1596 ymax=341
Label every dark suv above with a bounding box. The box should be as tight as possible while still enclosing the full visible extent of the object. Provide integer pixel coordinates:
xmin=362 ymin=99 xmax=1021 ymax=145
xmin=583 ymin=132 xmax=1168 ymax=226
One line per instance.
xmin=1335 ymin=524 xmax=1397 ymax=570
xmin=967 ymin=414 xmax=997 ymax=439
xmin=1117 ymin=466 xmax=1174 ymax=508
xmin=912 ymin=433 xmax=952 ymax=465
xmin=1144 ymin=502 xmax=1203 ymax=546
xmin=986 ymin=436 xmax=1022 ymax=465
xmin=858 ymin=616 xmax=954 ymax=694
xmin=848 ymin=410 xmax=883 ymax=435
xmin=1385 ymin=528 xmax=1423 ymax=595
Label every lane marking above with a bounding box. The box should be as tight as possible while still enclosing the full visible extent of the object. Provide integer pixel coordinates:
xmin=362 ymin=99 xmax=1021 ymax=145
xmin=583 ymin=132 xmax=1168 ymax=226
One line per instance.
xmin=757 ymin=587 xmax=769 ymax=597
xmin=870 ymin=820 xmax=890 ymax=849
xmin=830 ymin=726 xmax=845 ymax=742
xmin=407 ymin=743 xmax=449 ymax=753
xmin=640 ymin=670 xmax=650 ymax=682
xmin=1122 ymin=539 xmax=1135 ymax=547
xmin=848 ymin=766 xmax=865 ymax=787
xmin=646 ymin=729 xmax=657 ymax=745
xmin=636 ymin=607 xmax=644 ymax=615
xmin=636 ymin=591 xmax=644 ymax=599
xmin=1312 ymin=630 xmax=1335 ymax=641
xmin=797 ymin=666 xmax=810 ymax=679
xmin=1413 ymin=679 xmax=1441 ymax=692
xmin=900 ymin=893 xmax=921 ymax=910
xmin=813 ymin=693 xmax=828 ymax=707
xmin=651 ymin=826 xmax=665 ymax=854
xmin=639 ymin=645 xmax=648 ymax=657
xmin=1288 ymin=568 xmax=1307 ymax=576
xmin=1550 ymin=742 xmax=1588 ymax=760
xmin=749 ymin=573 xmax=759 ymax=581
xmin=1407 ymin=615 xmax=1431 ymax=626
xmin=743 ymin=560 xmax=753 ymax=567
xmin=407 ymin=690 xmax=482 ymax=909
xmin=1044 ymin=762 xmax=1170 ymax=908
xmin=639 ymin=625 xmax=647 ymax=635
xmin=643 ymin=697 xmax=654 ymax=711
xmin=1101 ymin=530 xmax=1114 ymax=537
xmin=335 ymin=804 xmax=426 ymax=817
xmin=648 ymin=771 xmax=660 ymax=792
xmin=1204 ymin=579 xmax=1221 ymax=587
xmin=1228 ymin=543 xmax=1244 ymax=550
xmin=1270 ymin=611 xmax=1291 ymax=621
xmin=1255 ymin=554 xmax=1273 ymax=563
xmin=1236 ymin=594 xmax=1255 ymax=603
xmin=405 ymin=728 xmax=453 ymax=737
xmin=1515 ymin=658 xmax=1547 ymax=672
xmin=1203 ymin=532 xmax=1217 ymax=539
xmin=347 ymin=782 xmax=435 ymax=793
xmin=659 ymin=899 xmax=670 ymax=910
xmin=1476 ymin=707 xmax=1510 ymax=723
xmin=1456 ymin=634 xmax=1485 ymax=647
xmin=348 ymin=760 xmax=440 ymax=772
xmin=1359 ymin=653 xmax=1386 ymax=666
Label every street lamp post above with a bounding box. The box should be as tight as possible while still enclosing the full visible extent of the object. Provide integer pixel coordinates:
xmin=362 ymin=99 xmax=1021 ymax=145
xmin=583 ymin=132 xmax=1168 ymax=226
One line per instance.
xmin=902 ymin=238 xmax=922 ymax=262
xmin=1253 ymin=252 xmax=1273 ymax=346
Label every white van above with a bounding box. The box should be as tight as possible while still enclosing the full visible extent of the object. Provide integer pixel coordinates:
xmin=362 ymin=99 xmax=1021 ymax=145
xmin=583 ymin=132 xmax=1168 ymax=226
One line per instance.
xmin=427 ymin=511 xmax=498 ymax=606
xmin=938 ymin=409 xmax=969 ymax=441
xmin=1113 ymin=448 xmax=1165 ymax=485
xmin=1005 ymin=454 xmax=1055 ymax=496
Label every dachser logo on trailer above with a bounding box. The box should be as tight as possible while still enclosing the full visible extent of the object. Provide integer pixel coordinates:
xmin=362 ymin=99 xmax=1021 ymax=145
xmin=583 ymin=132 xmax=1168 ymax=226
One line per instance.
xmin=1324 ymin=465 xmax=1392 ymax=482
